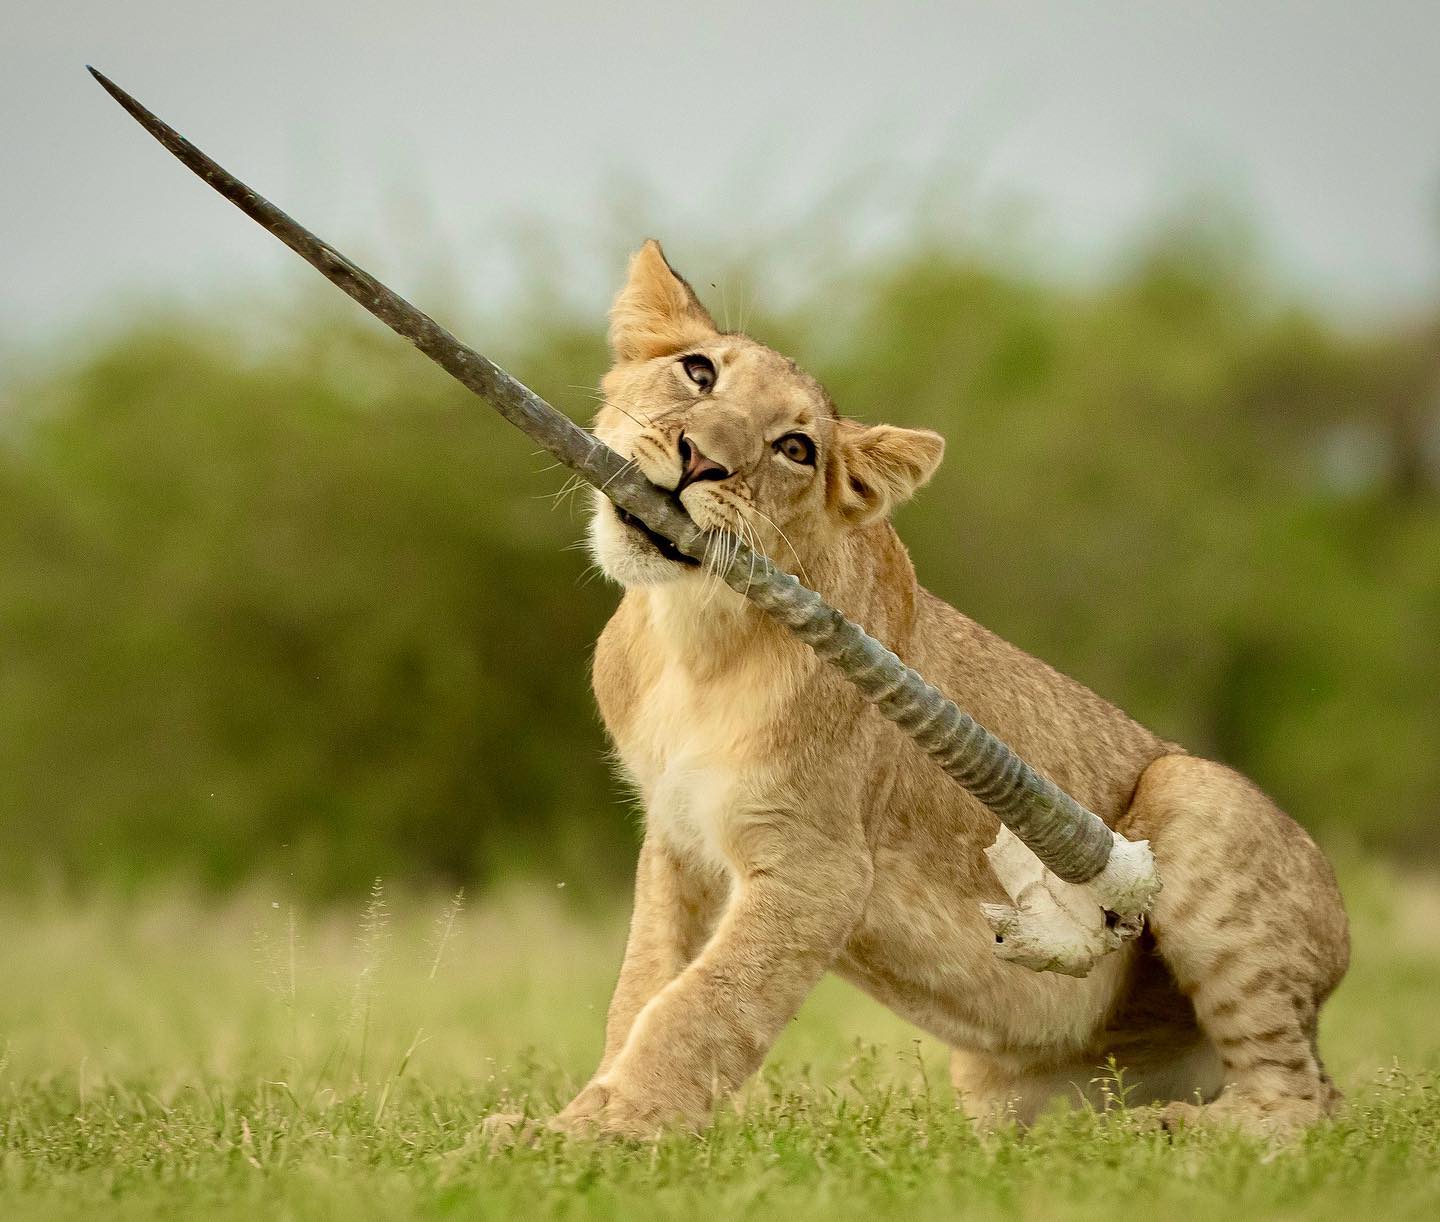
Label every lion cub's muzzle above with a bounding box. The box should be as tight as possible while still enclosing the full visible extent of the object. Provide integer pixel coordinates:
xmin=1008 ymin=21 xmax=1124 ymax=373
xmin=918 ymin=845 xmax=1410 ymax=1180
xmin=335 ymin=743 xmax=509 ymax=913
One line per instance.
xmin=610 ymin=421 xmax=749 ymax=565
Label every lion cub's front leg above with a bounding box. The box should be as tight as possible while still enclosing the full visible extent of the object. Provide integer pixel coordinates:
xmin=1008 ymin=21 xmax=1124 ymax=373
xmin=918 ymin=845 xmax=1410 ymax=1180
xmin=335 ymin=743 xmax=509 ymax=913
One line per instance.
xmin=554 ymin=816 xmax=873 ymax=1138
xmin=591 ymin=835 xmax=725 ymax=1076
xmin=482 ymin=835 xmax=720 ymax=1147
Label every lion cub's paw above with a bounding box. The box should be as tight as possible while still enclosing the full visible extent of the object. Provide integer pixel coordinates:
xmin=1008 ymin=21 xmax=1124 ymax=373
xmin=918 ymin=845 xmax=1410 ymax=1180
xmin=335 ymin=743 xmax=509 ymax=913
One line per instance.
xmin=550 ymin=1079 xmax=671 ymax=1141
xmin=1140 ymin=1100 xmax=1207 ymax=1135
xmin=1142 ymin=1092 xmax=1322 ymax=1143
xmin=478 ymin=1111 xmax=542 ymax=1150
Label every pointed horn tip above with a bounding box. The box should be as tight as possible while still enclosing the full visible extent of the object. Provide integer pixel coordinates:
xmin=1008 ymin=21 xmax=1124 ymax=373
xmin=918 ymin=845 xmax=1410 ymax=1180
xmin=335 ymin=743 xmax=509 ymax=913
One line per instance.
xmin=86 ymin=68 xmax=153 ymax=127
xmin=86 ymin=66 xmax=133 ymax=103
xmin=86 ymin=65 xmax=120 ymax=95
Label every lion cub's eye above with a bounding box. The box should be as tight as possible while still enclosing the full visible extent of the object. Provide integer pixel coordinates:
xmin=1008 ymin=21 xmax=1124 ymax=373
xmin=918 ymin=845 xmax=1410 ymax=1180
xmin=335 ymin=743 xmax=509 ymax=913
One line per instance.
xmin=680 ymin=354 xmax=716 ymax=392
xmin=774 ymin=433 xmax=816 ymax=466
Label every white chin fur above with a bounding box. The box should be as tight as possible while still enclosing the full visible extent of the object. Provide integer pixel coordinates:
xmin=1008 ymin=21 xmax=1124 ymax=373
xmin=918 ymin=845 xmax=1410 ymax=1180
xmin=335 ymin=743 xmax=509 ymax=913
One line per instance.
xmin=587 ymin=499 xmax=689 ymax=588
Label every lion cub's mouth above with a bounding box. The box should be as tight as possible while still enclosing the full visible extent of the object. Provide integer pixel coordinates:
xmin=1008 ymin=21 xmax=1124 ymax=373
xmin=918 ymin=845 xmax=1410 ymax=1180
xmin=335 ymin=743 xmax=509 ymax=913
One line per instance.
xmin=614 ymin=504 xmax=701 ymax=567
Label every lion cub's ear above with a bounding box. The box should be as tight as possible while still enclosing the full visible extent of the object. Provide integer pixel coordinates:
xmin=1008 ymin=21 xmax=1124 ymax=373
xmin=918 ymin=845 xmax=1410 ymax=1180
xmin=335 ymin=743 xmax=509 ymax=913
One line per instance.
xmin=833 ymin=421 xmax=945 ymax=526
xmin=608 ymin=239 xmax=718 ymax=363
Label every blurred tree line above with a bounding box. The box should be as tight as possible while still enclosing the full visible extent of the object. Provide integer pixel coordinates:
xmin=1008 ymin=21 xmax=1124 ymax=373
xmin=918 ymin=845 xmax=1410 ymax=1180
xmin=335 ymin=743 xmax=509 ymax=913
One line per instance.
xmin=1 ymin=226 xmax=1437 ymax=898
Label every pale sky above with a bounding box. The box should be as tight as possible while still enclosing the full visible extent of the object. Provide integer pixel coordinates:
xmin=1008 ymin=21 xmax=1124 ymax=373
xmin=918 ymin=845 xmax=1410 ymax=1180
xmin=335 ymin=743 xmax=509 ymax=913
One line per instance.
xmin=3 ymin=1 xmax=1439 ymax=346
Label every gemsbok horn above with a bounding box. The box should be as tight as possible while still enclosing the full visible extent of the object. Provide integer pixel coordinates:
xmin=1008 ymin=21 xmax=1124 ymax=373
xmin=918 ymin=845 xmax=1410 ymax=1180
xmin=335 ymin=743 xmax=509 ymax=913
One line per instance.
xmin=88 ymin=67 xmax=1160 ymax=975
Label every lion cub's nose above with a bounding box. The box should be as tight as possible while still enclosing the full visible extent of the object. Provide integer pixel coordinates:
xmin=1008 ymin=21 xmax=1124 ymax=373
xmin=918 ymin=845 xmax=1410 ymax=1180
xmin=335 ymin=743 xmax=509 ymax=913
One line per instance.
xmin=675 ymin=433 xmax=731 ymax=492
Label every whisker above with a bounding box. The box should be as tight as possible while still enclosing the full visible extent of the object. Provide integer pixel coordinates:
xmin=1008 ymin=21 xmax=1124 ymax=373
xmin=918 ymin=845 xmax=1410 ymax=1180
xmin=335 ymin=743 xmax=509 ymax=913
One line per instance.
xmin=599 ymin=458 xmax=638 ymax=492
xmin=611 ymin=404 xmax=650 ymax=430
xmin=735 ymin=516 xmax=759 ymax=597
xmin=542 ymin=474 xmax=588 ymax=506
xmin=595 ymin=391 xmax=656 ymax=429
xmin=707 ymin=525 xmax=726 ymax=581
xmin=701 ymin=530 xmax=725 ymax=602
xmin=741 ymin=505 xmax=812 ymax=587
xmin=725 ymin=525 xmax=743 ymax=586
xmin=712 ymin=528 xmax=738 ymax=600
xmin=607 ymin=387 xmax=667 ymax=427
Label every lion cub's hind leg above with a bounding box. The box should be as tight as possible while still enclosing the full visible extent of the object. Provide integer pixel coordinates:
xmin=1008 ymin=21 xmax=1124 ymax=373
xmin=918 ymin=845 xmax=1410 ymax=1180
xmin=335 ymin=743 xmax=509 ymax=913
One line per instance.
xmin=1122 ymin=755 xmax=1350 ymax=1136
xmin=948 ymin=1004 xmax=1225 ymax=1132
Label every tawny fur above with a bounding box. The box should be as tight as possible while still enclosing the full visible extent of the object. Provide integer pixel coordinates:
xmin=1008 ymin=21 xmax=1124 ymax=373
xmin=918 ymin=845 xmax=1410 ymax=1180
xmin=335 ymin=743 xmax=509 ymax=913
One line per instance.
xmin=512 ymin=240 xmax=1350 ymax=1140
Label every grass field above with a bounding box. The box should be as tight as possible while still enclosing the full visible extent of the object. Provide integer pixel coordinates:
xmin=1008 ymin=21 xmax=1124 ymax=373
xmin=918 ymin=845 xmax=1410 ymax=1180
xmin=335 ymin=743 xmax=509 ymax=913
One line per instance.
xmin=2 ymin=858 xmax=1437 ymax=1220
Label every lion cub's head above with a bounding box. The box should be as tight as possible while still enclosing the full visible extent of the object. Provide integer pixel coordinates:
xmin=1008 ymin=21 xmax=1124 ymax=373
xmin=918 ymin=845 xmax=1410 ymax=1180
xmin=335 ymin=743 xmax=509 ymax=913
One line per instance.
xmin=589 ymin=241 xmax=943 ymax=588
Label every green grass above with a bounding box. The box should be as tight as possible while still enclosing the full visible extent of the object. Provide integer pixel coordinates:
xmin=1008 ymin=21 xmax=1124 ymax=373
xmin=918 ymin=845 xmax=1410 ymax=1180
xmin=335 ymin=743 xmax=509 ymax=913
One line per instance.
xmin=2 ymin=860 xmax=1438 ymax=1220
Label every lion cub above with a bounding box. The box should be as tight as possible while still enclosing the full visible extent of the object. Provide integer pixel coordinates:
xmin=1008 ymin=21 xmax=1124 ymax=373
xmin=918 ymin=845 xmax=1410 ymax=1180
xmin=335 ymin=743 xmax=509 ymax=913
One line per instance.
xmin=543 ymin=241 xmax=1348 ymax=1139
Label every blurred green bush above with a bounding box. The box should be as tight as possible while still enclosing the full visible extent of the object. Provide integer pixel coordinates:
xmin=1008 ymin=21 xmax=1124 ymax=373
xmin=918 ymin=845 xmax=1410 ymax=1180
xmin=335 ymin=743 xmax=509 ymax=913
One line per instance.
xmin=1 ymin=228 xmax=1436 ymax=897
